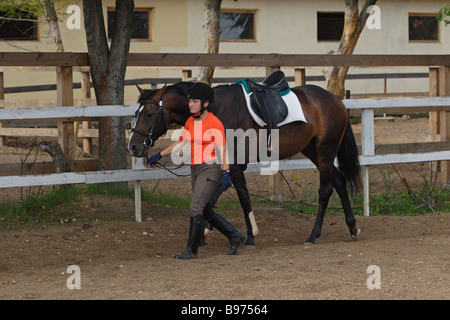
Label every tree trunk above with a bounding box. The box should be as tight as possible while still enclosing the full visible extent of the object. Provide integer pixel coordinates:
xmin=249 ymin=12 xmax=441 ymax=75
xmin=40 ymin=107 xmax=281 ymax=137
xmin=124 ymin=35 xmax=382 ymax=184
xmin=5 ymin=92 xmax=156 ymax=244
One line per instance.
xmin=83 ymin=0 xmax=134 ymax=173
xmin=323 ymin=0 xmax=377 ymax=98
xmin=43 ymin=0 xmax=64 ymax=53
xmin=196 ymin=0 xmax=222 ymax=85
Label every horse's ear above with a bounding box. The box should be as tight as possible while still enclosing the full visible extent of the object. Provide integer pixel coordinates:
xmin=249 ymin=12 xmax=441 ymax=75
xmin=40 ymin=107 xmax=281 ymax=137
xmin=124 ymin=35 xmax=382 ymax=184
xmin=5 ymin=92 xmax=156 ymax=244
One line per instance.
xmin=136 ymin=85 xmax=145 ymax=94
xmin=155 ymin=84 xmax=167 ymax=98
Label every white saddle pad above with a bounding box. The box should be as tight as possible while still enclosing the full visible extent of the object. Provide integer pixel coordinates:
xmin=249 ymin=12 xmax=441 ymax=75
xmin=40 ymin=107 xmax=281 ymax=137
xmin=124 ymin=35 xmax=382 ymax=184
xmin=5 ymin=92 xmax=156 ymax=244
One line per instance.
xmin=239 ymin=84 xmax=307 ymax=127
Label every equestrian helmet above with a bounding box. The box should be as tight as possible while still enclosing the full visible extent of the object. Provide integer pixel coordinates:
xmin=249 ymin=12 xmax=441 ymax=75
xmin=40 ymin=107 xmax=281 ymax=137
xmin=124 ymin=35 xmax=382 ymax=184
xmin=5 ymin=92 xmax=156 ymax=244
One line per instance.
xmin=187 ymin=82 xmax=214 ymax=103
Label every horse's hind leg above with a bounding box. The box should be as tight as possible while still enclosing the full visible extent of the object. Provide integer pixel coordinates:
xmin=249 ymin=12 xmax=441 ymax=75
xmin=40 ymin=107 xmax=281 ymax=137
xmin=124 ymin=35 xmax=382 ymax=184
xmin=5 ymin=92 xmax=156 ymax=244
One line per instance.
xmin=305 ymin=162 xmax=334 ymax=244
xmin=332 ymin=167 xmax=361 ymax=239
xmin=231 ymin=166 xmax=258 ymax=247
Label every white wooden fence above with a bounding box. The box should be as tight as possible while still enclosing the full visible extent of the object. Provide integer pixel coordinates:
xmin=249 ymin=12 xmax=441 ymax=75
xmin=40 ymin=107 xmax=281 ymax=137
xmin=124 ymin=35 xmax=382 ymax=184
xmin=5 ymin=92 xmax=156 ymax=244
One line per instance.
xmin=1 ymin=97 xmax=450 ymax=219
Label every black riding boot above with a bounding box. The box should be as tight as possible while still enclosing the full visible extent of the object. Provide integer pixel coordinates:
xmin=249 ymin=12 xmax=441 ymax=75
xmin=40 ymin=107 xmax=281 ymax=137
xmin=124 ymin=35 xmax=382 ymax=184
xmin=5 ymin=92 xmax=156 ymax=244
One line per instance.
xmin=204 ymin=211 xmax=246 ymax=255
xmin=174 ymin=215 xmax=204 ymax=259
xmin=199 ymin=222 xmax=213 ymax=252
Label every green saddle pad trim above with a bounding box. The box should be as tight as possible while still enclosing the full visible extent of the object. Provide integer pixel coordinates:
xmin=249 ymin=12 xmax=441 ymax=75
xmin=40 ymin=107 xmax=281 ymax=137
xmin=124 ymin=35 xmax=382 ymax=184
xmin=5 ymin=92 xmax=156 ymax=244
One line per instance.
xmin=236 ymin=79 xmax=290 ymax=96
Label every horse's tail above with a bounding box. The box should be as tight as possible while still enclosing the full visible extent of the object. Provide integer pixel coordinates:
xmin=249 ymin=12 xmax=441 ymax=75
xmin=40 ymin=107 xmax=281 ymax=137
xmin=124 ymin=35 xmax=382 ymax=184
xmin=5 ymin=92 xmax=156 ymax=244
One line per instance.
xmin=337 ymin=118 xmax=361 ymax=194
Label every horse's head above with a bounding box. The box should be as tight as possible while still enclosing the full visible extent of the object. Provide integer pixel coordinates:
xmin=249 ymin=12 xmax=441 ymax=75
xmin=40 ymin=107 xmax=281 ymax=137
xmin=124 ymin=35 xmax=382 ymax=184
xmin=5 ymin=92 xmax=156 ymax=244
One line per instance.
xmin=127 ymin=85 xmax=169 ymax=157
xmin=127 ymin=83 xmax=191 ymax=157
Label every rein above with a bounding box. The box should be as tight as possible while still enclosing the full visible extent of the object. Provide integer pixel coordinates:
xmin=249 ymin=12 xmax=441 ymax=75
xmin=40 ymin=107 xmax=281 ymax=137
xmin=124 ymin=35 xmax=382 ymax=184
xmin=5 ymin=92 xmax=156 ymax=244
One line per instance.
xmin=131 ymin=99 xmax=169 ymax=149
xmin=151 ymin=161 xmax=191 ymax=177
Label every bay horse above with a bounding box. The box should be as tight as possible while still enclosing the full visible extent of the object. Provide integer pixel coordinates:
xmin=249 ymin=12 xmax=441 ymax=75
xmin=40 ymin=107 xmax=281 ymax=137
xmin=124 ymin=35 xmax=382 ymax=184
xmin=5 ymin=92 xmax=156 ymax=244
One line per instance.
xmin=127 ymin=80 xmax=361 ymax=245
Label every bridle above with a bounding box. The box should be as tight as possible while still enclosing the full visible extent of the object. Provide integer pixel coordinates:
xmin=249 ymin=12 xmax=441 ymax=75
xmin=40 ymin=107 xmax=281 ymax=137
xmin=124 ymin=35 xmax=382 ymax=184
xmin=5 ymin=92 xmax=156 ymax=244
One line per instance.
xmin=131 ymin=97 xmax=190 ymax=177
xmin=131 ymin=99 xmax=169 ymax=149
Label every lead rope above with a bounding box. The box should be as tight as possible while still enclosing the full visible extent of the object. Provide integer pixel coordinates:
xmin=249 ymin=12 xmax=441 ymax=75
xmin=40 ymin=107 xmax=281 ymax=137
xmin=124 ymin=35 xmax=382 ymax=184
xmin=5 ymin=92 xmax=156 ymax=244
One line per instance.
xmin=150 ymin=161 xmax=191 ymax=178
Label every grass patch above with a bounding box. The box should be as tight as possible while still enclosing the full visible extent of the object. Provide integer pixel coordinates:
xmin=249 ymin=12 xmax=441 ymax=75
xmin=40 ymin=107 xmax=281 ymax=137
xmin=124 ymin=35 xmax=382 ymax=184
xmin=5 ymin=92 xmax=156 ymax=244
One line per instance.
xmin=282 ymin=164 xmax=450 ymax=216
xmin=0 ymin=186 xmax=82 ymax=225
xmin=368 ymin=188 xmax=450 ymax=216
xmin=0 ymin=184 xmax=193 ymax=227
xmin=2 ymin=176 xmax=448 ymax=228
xmin=285 ymin=187 xmax=450 ymax=216
xmin=85 ymin=183 xmax=191 ymax=209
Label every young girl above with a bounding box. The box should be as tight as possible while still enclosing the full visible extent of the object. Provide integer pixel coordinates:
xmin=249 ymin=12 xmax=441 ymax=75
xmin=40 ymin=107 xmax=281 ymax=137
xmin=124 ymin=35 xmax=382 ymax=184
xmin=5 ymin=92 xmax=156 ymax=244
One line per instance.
xmin=147 ymin=82 xmax=245 ymax=259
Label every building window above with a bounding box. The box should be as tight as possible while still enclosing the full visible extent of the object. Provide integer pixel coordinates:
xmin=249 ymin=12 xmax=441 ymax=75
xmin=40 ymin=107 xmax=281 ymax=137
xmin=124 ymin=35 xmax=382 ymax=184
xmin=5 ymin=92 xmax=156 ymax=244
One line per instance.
xmin=220 ymin=10 xmax=255 ymax=41
xmin=0 ymin=9 xmax=38 ymax=41
xmin=409 ymin=14 xmax=439 ymax=42
xmin=108 ymin=8 xmax=151 ymax=41
xmin=317 ymin=12 xmax=344 ymax=42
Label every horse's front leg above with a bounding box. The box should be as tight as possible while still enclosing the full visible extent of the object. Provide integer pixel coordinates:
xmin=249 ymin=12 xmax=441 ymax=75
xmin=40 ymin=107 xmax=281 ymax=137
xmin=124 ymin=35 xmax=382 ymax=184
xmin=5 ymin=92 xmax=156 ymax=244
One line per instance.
xmin=230 ymin=165 xmax=258 ymax=248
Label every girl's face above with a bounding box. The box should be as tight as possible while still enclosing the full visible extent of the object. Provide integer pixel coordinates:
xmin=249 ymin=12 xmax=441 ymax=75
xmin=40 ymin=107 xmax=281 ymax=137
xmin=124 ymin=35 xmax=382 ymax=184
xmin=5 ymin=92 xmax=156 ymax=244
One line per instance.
xmin=188 ymin=99 xmax=208 ymax=115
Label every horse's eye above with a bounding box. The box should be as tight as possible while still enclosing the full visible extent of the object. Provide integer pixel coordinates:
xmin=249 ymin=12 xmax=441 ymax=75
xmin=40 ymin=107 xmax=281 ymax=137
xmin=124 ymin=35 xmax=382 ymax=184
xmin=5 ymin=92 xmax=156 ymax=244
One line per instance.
xmin=145 ymin=112 xmax=153 ymax=118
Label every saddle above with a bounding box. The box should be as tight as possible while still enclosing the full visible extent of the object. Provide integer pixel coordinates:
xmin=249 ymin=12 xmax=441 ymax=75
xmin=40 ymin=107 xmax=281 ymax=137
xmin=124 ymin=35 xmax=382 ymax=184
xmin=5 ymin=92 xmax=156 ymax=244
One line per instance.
xmin=237 ymin=71 xmax=290 ymax=149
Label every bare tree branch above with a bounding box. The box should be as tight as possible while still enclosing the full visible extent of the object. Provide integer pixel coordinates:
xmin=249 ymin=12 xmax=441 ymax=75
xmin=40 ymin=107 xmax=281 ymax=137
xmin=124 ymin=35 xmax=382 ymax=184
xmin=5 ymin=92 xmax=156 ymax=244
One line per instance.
xmin=323 ymin=0 xmax=378 ymax=98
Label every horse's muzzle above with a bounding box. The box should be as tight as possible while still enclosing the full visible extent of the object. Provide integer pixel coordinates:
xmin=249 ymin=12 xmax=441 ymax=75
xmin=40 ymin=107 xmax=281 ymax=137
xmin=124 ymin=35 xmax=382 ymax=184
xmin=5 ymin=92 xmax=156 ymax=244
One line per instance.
xmin=127 ymin=143 xmax=147 ymax=158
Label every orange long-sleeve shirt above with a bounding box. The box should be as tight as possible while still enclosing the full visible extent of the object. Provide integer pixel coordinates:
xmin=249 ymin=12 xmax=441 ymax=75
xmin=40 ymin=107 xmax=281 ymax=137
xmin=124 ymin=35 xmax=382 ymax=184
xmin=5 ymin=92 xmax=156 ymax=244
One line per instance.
xmin=179 ymin=113 xmax=226 ymax=165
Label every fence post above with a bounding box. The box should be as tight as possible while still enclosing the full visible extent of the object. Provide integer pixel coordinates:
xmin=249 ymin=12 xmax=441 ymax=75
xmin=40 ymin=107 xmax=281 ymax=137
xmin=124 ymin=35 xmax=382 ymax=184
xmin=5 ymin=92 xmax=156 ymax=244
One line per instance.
xmin=182 ymin=69 xmax=192 ymax=81
xmin=361 ymin=108 xmax=375 ymax=216
xmin=132 ymin=156 xmax=143 ymax=223
xmin=81 ymin=69 xmax=93 ymax=155
xmin=56 ymin=66 xmax=75 ymax=171
xmin=429 ymin=67 xmax=439 ymax=135
xmin=131 ymin=116 xmax=144 ymax=222
xmin=439 ymin=66 xmax=450 ymax=184
xmin=294 ymin=68 xmax=306 ymax=86
xmin=0 ymin=72 xmax=4 ymax=147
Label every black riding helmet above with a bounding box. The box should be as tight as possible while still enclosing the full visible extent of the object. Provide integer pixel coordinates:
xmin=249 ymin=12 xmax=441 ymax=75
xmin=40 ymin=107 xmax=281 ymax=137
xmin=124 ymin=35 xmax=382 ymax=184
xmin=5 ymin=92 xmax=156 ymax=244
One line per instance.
xmin=187 ymin=82 xmax=214 ymax=118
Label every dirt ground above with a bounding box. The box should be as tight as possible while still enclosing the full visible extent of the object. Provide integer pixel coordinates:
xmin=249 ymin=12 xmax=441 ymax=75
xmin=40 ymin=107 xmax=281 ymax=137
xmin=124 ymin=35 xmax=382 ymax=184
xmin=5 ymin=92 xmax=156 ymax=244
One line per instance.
xmin=0 ymin=117 xmax=449 ymax=301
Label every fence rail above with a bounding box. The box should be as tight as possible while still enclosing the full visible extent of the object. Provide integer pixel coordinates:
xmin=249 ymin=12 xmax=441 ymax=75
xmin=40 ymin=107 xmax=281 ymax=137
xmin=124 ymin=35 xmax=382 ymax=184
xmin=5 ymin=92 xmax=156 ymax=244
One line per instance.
xmin=1 ymin=96 xmax=450 ymax=219
xmin=1 ymin=72 xmax=430 ymax=95
xmin=1 ymin=52 xmax=450 ymax=67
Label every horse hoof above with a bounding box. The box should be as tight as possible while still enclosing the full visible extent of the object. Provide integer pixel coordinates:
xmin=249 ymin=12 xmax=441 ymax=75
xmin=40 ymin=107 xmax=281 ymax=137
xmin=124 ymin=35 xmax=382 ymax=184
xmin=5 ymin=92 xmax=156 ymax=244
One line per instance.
xmin=351 ymin=229 xmax=361 ymax=240
xmin=243 ymin=239 xmax=256 ymax=248
xmin=305 ymin=232 xmax=319 ymax=244
xmin=243 ymin=235 xmax=256 ymax=248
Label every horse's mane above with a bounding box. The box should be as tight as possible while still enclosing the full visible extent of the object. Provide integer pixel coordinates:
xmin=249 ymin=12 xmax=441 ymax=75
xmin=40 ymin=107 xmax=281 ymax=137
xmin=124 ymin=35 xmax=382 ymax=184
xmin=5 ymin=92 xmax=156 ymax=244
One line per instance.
xmin=137 ymin=82 xmax=240 ymax=104
xmin=213 ymin=84 xmax=235 ymax=90
xmin=137 ymin=82 xmax=190 ymax=103
xmin=166 ymin=82 xmax=190 ymax=97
